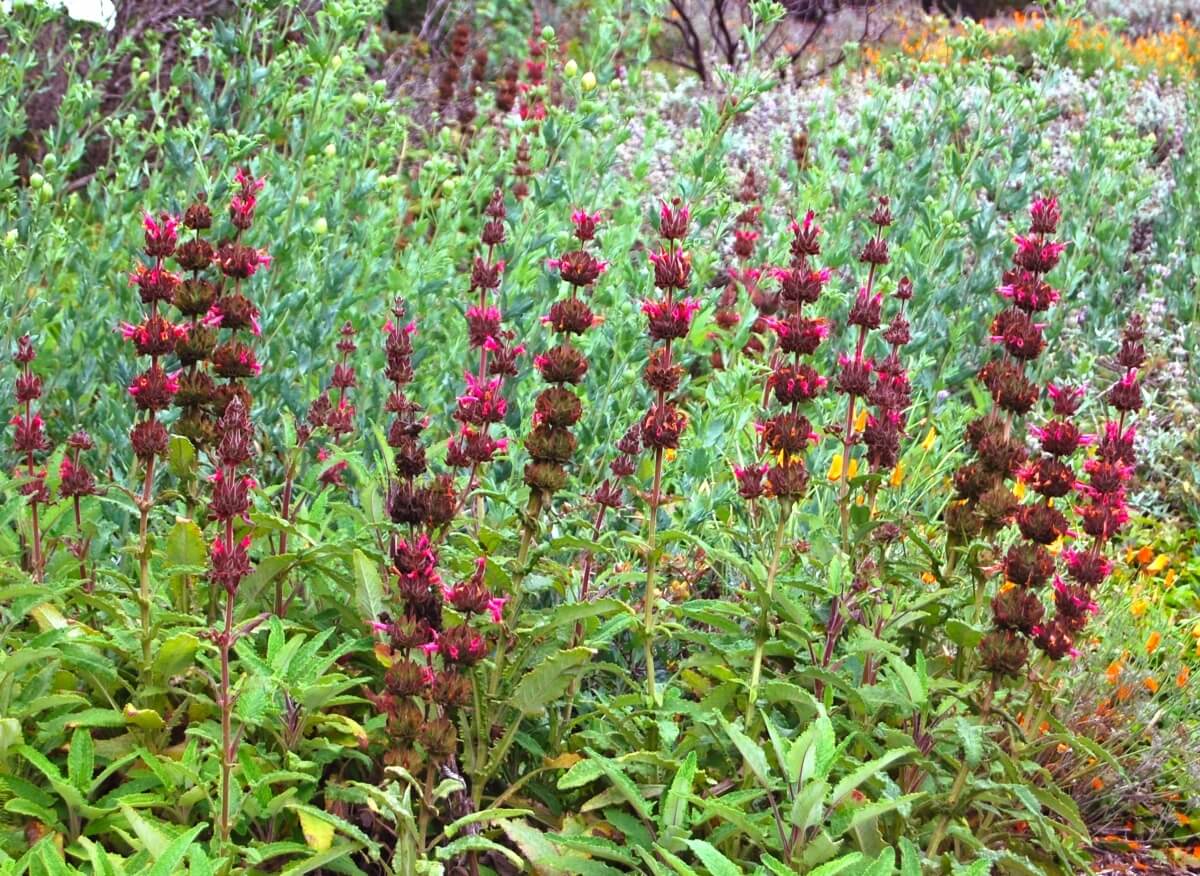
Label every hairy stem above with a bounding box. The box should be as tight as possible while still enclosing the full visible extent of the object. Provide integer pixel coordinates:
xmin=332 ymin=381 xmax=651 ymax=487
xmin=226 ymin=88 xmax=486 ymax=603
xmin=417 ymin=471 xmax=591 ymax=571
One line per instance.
xmin=643 ymin=446 xmax=664 ymax=706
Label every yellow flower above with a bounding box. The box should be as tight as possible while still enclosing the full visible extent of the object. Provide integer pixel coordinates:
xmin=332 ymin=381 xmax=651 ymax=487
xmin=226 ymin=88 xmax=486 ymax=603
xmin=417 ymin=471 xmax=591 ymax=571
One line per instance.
xmin=1013 ymin=481 xmax=1027 ymax=500
xmin=827 ymin=454 xmax=858 ymax=481
xmin=889 ymin=463 xmax=904 ymax=487
xmin=853 ymin=408 xmax=867 ymax=432
xmin=1130 ymin=599 xmax=1148 ymax=618
xmin=920 ymin=428 xmax=937 ymax=451
xmin=1146 ymin=553 xmax=1169 ymax=573
xmin=1165 ymin=569 xmax=1178 ymax=589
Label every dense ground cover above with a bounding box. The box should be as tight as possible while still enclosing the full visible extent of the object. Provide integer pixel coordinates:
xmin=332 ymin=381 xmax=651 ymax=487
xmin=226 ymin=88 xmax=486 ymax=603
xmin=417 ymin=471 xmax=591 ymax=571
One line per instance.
xmin=0 ymin=0 xmax=1198 ymax=873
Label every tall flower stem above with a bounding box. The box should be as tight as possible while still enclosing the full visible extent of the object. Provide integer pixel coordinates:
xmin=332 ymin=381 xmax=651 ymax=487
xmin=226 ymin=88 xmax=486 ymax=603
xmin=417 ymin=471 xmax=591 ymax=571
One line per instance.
xmin=488 ymin=491 xmax=543 ymax=704
xmin=218 ymin=532 xmax=235 ymax=845
xmin=745 ymin=501 xmax=791 ymax=726
xmin=558 ymin=504 xmax=608 ymax=745
xmin=643 ymin=445 xmax=664 ymax=706
xmin=137 ymin=455 xmax=156 ymax=667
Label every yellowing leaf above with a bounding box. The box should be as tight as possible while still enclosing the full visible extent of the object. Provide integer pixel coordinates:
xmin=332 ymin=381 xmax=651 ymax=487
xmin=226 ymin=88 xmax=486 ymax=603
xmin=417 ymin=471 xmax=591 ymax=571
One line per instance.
xmin=123 ymin=704 xmax=165 ymax=730
xmin=297 ymin=808 xmax=335 ymax=852
xmin=544 ymin=752 xmax=583 ymax=770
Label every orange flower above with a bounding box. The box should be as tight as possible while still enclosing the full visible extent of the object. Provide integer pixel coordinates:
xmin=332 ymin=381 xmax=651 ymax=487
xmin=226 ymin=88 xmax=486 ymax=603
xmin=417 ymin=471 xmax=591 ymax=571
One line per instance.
xmin=1146 ymin=631 xmax=1162 ymax=654
xmin=1144 ymin=676 xmax=1159 ymax=694
xmin=1092 ymin=777 xmax=1105 ymax=791
xmin=1106 ymin=660 xmax=1123 ymax=685
xmin=1130 ymin=598 xmax=1148 ymax=618
xmin=1177 ymin=666 xmax=1190 ymax=688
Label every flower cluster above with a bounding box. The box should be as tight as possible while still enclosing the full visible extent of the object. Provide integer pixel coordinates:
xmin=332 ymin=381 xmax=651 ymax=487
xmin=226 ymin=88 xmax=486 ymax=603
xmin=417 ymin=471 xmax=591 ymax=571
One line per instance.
xmin=447 ymin=190 xmax=523 ymax=486
xmin=125 ymin=211 xmax=182 ymax=462
xmin=305 ymin=321 xmax=358 ymax=490
xmin=9 ymin=336 xmax=50 ymax=579
xmin=636 ymin=199 xmax=695 ymax=454
xmin=527 ymin=209 xmax=605 ymax=495
xmin=863 ymin=275 xmax=913 ymax=472
xmin=208 ymin=398 xmax=257 ymax=597
xmin=372 ymin=302 xmax=504 ymax=769
xmin=966 ymin=196 xmax=1138 ymax=675
xmin=735 ymin=210 xmax=833 ymax=504
xmin=61 ymin=429 xmax=98 ymax=585
xmin=517 ymin=24 xmax=548 ymax=123
xmin=832 ymin=196 xmax=898 ymax=484
xmin=151 ymin=168 xmax=268 ymax=449
xmin=712 ymin=169 xmax=764 ymax=368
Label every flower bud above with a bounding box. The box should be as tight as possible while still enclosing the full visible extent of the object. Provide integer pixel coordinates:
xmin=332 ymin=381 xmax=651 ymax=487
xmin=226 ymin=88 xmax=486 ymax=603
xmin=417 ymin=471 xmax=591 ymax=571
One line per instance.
xmin=564 ymin=58 xmax=578 ymax=78
xmin=581 ymin=71 xmax=597 ymax=92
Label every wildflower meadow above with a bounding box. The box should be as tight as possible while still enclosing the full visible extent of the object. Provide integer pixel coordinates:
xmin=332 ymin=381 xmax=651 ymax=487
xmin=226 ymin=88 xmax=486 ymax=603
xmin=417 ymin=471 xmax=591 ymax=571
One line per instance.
xmin=1 ymin=0 xmax=1198 ymax=873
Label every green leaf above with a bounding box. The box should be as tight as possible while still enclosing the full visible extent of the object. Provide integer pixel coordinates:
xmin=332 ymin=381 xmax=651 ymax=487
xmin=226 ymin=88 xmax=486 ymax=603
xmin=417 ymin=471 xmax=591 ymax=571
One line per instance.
xmin=583 ymin=749 xmax=654 ymax=824
xmin=444 ymin=807 xmax=533 ymax=839
xmin=351 ymin=549 xmax=385 ymax=623
xmin=436 ymin=834 xmax=523 ymax=868
xmin=67 ymin=728 xmax=94 ymax=793
xmin=829 ymin=748 xmax=914 ymax=807
xmin=119 ymin=803 xmax=172 ymax=860
xmin=497 ymin=819 xmax=568 ymax=875
xmin=166 ymin=436 xmax=197 ymax=480
xmin=717 ymin=715 xmax=771 ymax=787
xmin=151 ymin=633 xmax=200 ymax=680
xmin=164 ymin=519 xmax=206 ymax=569
xmin=682 ymin=839 xmax=742 ymax=876
xmin=146 ymin=824 xmax=206 ymax=876
xmin=898 ymin=837 xmax=922 ymax=876
xmin=955 ymin=718 xmax=983 ymax=769
xmin=807 ymin=852 xmax=865 ymax=876
xmin=510 ymin=647 xmax=594 ymax=715
xmin=661 ymin=752 xmax=696 ymax=831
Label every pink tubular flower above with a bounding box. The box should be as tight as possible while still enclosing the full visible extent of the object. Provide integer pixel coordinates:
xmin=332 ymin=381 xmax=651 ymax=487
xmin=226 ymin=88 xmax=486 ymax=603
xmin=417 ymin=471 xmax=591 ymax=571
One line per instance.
xmin=571 ymin=209 xmax=602 ymax=241
xmin=486 ymin=596 xmax=508 ymax=624
xmin=641 ymin=297 xmax=700 ymax=340
xmin=658 ymin=199 xmax=690 ymax=240
xmin=142 ymin=211 xmax=180 ymax=257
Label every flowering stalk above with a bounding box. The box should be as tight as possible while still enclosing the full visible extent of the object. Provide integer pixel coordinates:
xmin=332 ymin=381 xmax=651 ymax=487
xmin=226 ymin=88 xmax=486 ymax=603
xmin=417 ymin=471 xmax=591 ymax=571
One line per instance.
xmin=125 ymin=211 xmax=184 ymax=663
xmin=273 ymin=322 xmax=357 ymax=615
xmin=9 ymin=335 xmax=49 ymax=582
xmin=447 ymin=189 xmax=523 ymax=525
xmin=492 ymin=208 xmax=607 ymax=716
xmin=946 ymin=195 xmax=1073 ymax=679
xmin=711 ymin=169 xmax=764 ymax=370
xmin=834 ymin=196 xmax=894 ymax=550
xmin=737 ymin=209 xmax=831 ymax=722
xmin=372 ymin=299 xmax=505 ymax=818
xmin=60 ymin=430 xmax=98 ymax=588
xmin=206 ymin=398 xmax=258 ymax=845
xmin=637 ymin=199 xmax=697 ymax=704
